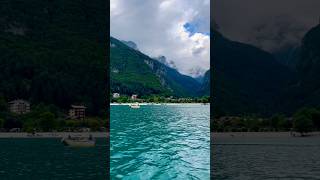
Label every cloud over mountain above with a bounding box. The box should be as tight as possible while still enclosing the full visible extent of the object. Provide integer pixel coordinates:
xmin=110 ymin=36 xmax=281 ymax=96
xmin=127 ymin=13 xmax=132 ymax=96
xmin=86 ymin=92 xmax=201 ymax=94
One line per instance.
xmin=213 ymin=0 xmax=320 ymax=52
xmin=111 ymin=0 xmax=210 ymax=77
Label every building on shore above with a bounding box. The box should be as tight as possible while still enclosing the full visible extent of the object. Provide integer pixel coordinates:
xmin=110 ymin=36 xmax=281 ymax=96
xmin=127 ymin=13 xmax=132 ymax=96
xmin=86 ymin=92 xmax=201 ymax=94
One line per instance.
xmin=69 ymin=105 xmax=86 ymax=120
xmin=8 ymin=99 xmax=30 ymax=114
xmin=131 ymin=94 xmax=138 ymax=100
xmin=113 ymin=93 xmax=120 ymax=98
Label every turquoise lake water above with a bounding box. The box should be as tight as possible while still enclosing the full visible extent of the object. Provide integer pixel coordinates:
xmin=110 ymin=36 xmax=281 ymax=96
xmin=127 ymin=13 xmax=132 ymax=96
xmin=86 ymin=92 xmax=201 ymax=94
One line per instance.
xmin=110 ymin=104 xmax=210 ymax=180
xmin=0 ymin=138 xmax=108 ymax=179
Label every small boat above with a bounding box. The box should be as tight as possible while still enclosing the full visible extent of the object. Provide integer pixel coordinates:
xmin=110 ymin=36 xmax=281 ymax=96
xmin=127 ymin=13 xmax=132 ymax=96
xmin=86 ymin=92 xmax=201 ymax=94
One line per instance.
xmin=129 ymin=103 xmax=140 ymax=109
xmin=61 ymin=135 xmax=95 ymax=147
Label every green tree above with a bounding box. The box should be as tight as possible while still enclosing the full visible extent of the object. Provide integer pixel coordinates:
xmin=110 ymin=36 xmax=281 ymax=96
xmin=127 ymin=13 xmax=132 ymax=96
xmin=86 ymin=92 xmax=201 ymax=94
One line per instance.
xmin=0 ymin=118 xmax=4 ymax=128
xmin=0 ymin=96 xmax=7 ymax=112
xmin=270 ymin=114 xmax=286 ymax=131
xmin=293 ymin=108 xmax=314 ymax=135
xmin=87 ymin=118 xmax=100 ymax=131
xmin=309 ymin=108 xmax=320 ymax=130
xmin=38 ymin=112 xmax=57 ymax=132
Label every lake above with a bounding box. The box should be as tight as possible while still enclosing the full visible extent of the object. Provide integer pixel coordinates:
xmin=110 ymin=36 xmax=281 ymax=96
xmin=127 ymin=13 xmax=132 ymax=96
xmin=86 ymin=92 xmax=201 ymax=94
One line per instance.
xmin=0 ymin=138 xmax=108 ymax=179
xmin=212 ymin=133 xmax=320 ymax=179
xmin=110 ymin=104 xmax=210 ymax=180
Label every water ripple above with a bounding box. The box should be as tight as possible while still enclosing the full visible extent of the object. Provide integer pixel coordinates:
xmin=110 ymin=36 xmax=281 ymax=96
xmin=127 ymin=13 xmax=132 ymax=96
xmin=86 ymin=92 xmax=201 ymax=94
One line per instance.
xmin=111 ymin=105 xmax=210 ymax=180
xmin=213 ymin=136 xmax=320 ymax=179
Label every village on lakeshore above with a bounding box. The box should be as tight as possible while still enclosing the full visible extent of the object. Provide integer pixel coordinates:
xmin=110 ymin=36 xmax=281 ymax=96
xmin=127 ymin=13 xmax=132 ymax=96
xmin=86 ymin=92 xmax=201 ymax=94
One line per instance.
xmin=110 ymin=92 xmax=210 ymax=104
xmin=0 ymin=97 xmax=107 ymax=134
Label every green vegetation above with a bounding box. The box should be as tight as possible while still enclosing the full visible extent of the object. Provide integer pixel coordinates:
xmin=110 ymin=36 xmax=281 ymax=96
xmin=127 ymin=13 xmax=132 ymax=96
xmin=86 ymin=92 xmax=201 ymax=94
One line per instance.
xmin=213 ymin=107 xmax=320 ymax=135
xmin=0 ymin=0 xmax=108 ymax=132
xmin=110 ymin=37 xmax=171 ymax=96
xmin=111 ymin=94 xmax=210 ymax=103
xmin=0 ymin=0 xmax=107 ymax=118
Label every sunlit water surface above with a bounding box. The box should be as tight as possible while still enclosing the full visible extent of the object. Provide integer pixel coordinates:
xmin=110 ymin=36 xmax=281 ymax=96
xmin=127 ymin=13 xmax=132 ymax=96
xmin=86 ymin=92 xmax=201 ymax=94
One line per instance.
xmin=110 ymin=105 xmax=210 ymax=179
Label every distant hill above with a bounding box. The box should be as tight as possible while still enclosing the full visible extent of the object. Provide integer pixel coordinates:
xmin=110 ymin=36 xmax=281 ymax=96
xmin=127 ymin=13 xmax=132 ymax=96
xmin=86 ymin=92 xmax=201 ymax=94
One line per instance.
xmin=110 ymin=37 xmax=202 ymax=97
xmin=0 ymin=0 xmax=107 ymax=116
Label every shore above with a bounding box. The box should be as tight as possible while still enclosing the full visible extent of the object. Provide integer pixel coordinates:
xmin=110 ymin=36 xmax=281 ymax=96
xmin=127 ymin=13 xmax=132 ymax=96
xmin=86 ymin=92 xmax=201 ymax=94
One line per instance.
xmin=211 ymin=131 xmax=320 ymax=138
xmin=0 ymin=132 xmax=109 ymax=138
xmin=110 ymin=103 xmax=209 ymax=106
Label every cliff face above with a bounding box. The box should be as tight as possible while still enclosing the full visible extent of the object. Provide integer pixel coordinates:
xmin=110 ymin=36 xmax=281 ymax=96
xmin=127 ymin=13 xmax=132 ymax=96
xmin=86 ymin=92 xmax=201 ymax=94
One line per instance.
xmin=290 ymin=24 xmax=320 ymax=107
xmin=198 ymin=70 xmax=210 ymax=96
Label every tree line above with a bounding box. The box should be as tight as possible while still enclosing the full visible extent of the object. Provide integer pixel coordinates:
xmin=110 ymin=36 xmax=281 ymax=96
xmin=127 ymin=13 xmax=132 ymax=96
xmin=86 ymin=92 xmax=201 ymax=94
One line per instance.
xmin=212 ymin=107 xmax=320 ymax=135
xmin=110 ymin=94 xmax=210 ymax=103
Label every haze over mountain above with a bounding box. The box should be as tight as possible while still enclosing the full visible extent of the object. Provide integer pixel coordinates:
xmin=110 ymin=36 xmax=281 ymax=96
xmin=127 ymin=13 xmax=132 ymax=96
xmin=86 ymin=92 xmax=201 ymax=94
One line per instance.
xmin=213 ymin=0 xmax=320 ymax=54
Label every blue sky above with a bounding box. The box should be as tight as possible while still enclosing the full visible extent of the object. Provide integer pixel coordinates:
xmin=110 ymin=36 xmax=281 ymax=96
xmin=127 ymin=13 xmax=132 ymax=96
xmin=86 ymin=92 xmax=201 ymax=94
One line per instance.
xmin=184 ymin=22 xmax=210 ymax=37
xmin=111 ymin=0 xmax=210 ymax=77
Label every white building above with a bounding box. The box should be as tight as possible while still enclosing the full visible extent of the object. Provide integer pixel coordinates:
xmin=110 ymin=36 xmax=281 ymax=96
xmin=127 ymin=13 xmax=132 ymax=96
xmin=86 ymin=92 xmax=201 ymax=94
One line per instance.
xmin=8 ymin=99 xmax=30 ymax=114
xmin=113 ymin=93 xmax=120 ymax=98
xmin=131 ymin=94 xmax=138 ymax=100
xmin=69 ymin=105 xmax=86 ymax=120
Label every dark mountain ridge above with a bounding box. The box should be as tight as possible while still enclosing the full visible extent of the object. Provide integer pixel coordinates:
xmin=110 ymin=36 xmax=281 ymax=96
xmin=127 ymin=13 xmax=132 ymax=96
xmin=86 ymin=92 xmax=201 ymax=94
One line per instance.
xmin=213 ymin=23 xmax=320 ymax=116
xmin=213 ymin=31 xmax=294 ymax=116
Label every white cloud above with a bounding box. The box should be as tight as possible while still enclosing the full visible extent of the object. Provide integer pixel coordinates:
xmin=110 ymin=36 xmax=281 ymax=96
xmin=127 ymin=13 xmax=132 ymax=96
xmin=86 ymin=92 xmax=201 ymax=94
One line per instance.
xmin=110 ymin=0 xmax=210 ymax=77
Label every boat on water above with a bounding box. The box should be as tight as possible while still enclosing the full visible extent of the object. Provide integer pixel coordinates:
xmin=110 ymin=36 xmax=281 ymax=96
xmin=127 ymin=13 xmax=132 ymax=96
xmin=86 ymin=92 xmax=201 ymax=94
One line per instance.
xmin=129 ymin=103 xmax=140 ymax=109
xmin=61 ymin=135 xmax=95 ymax=147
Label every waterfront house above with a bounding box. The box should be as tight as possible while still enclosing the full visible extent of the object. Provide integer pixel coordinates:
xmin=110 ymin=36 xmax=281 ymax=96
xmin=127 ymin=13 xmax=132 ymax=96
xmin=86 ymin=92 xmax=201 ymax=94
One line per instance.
xmin=9 ymin=128 xmax=21 ymax=132
xmin=113 ymin=93 xmax=120 ymax=98
xmin=69 ymin=105 xmax=86 ymax=120
xmin=8 ymin=99 xmax=30 ymax=114
xmin=131 ymin=94 xmax=138 ymax=100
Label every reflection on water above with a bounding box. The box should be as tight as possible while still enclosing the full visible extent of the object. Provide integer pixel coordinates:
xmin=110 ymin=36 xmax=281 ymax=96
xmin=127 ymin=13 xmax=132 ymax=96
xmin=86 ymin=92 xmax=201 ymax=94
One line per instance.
xmin=212 ymin=135 xmax=320 ymax=179
xmin=110 ymin=105 xmax=210 ymax=180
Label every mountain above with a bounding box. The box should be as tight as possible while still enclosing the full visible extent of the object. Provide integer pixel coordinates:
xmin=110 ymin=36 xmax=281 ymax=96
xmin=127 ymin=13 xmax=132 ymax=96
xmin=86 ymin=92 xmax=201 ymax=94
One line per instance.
xmin=288 ymin=24 xmax=320 ymax=108
xmin=198 ymin=70 xmax=210 ymax=96
xmin=195 ymin=76 xmax=204 ymax=83
xmin=0 ymin=0 xmax=107 ymax=116
xmin=273 ymin=46 xmax=301 ymax=71
xmin=188 ymin=67 xmax=207 ymax=78
xmin=110 ymin=37 xmax=169 ymax=96
xmin=212 ymin=31 xmax=293 ymax=116
xmin=154 ymin=56 xmax=177 ymax=69
xmin=110 ymin=37 xmax=201 ymax=97
xmin=121 ymin=40 xmax=138 ymax=50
